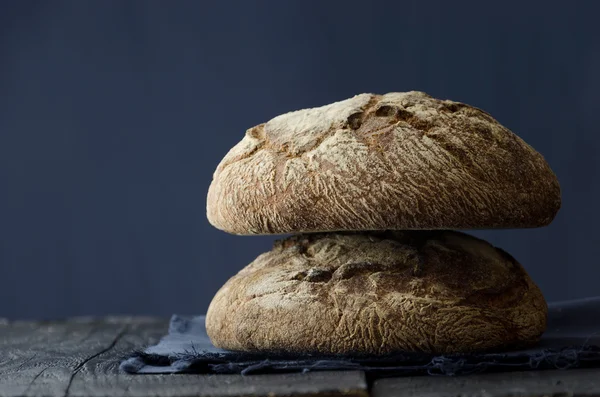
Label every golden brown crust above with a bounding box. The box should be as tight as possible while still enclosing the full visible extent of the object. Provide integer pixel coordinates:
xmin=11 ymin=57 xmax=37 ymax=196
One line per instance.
xmin=206 ymin=91 xmax=561 ymax=235
xmin=206 ymin=231 xmax=547 ymax=355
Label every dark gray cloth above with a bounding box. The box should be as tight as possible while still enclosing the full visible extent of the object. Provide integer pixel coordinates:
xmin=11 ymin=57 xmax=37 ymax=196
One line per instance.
xmin=120 ymin=297 xmax=600 ymax=376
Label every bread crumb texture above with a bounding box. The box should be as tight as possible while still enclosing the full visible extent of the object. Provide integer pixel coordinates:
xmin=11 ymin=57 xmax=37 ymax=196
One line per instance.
xmin=206 ymin=231 xmax=547 ymax=354
xmin=207 ymin=91 xmax=561 ymax=235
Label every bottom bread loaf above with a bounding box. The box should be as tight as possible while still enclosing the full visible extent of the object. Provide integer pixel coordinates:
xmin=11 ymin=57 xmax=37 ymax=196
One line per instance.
xmin=206 ymin=230 xmax=547 ymax=355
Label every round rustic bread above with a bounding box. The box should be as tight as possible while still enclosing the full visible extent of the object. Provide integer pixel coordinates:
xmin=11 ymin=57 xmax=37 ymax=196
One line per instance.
xmin=207 ymin=91 xmax=561 ymax=235
xmin=206 ymin=230 xmax=547 ymax=355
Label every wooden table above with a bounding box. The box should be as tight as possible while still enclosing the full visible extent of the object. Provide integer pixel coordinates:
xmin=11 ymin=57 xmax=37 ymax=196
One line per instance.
xmin=1 ymin=317 xmax=600 ymax=397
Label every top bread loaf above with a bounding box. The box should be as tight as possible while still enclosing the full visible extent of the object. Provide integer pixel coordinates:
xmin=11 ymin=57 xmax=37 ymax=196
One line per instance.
xmin=207 ymin=91 xmax=561 ymax=235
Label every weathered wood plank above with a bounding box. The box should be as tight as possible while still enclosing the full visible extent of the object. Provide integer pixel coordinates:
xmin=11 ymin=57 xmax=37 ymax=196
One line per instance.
xmin=72 ymin=371 xmax=369 ymax=397
xmin=372 ymin=367 xmax=600 ymax=397
xmin=0 ymin=317 xmax=166 ymax=397
xmin=12 ymin=316 xmax=600 ymax=397
xmin=0 ymin=318 xmax=369 ymax=397
xmin=69 ymin=322 xmax=368 ymax=397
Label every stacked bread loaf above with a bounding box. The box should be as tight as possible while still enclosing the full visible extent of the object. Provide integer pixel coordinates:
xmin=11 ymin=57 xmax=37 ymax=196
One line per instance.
xmin=205 ymin=92 xmax=561 ymax=355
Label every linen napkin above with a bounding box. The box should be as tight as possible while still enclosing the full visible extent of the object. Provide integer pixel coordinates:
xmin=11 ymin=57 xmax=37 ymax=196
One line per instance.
xmin=121 ymin=297 xmax=600 ymax=376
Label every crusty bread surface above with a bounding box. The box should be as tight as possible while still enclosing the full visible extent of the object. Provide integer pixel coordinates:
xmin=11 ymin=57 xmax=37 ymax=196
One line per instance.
xmin=206 ymin=230 xmax=547 ymax=355
xmin=207 ymin=91 xmax=561 ymax=235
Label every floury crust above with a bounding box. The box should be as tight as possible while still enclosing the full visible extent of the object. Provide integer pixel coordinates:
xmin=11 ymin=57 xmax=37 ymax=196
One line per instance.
xmin=207 ymin=91 xmax=561 ymax=235
xmin=206 ymin=231 xmax=547 ymax=355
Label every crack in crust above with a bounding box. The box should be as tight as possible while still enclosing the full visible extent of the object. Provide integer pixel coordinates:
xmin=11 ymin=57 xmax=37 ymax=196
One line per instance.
xmin=206 ymin=230 xmax=547 ymax=355
xmin=218 ymin=95 xmax=381 ymax=173
xmin=207 ymin=91 xmax=561 ymax=235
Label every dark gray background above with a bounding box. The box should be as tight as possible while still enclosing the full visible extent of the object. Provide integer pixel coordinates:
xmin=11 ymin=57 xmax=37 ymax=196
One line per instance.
xmin=1 ymin=1 xmax=598 ymax=320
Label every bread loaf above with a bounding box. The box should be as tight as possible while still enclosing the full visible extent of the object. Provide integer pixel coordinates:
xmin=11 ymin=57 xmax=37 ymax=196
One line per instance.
xmin=207 ymin=92 xmax=560 ymax=235
xmin=206 ymin=230 xmax=547 ymax=354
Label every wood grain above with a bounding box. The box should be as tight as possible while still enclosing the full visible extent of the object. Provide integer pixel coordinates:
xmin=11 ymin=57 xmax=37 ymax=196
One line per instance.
xmin=0 ymin=318 xmax=368 ymax=397
xmin=0 ymin=317 xmax=165 ymax=397
xmin=72 ymin=371 xmax=368 ymax=397
xmin=372 ymin=368 xmax=600 ymax=397
xmin=4 ymin=317 xmax=600 ymax=397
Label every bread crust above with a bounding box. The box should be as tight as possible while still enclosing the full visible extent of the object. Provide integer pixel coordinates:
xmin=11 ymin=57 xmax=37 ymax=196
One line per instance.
xmin=207 ymin=91 xmax=561 ymax=235
xmin=206 ymin=231 xmax=547 ymax=355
